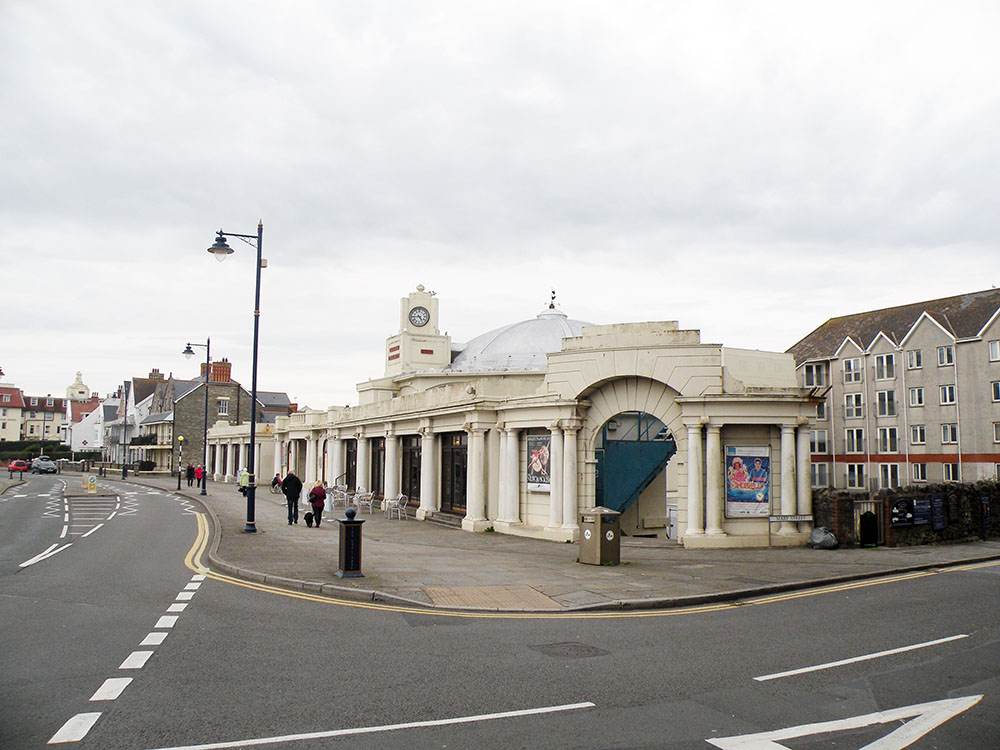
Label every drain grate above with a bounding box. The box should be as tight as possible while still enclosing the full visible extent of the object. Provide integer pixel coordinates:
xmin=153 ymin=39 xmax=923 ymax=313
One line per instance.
xmin=530 ymin=642 xmax=610 ymax=659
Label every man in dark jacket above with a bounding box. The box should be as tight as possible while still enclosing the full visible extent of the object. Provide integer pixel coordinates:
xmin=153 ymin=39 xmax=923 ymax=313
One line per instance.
xmin=280 ymin=472 xmax=303 ymax=525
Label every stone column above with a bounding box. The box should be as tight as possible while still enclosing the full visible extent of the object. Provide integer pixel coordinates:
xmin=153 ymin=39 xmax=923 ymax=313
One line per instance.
xmin=330 ymin=438 xmax=343 ymax=486
xmin=796 ymin=424 xmax=813 ymax=533
xmin=779 ymin=425 xmax=798 ymax=534
xmin=505 ymin=428 xmax=520 ymax=523
xmin=226 ymin=443 xmax=236 ymax=483
xmin=497 ymin=427 xmax=508 ymax=521
xmin=705 ymin=424 xmax=725 ymax=536
xmin=462 ymin=427 xmax=489 ymax=531
xmin=214 ymin=440 xmax=223 ymax=480
xmin=562 ymin=422 xmax=580 ymax=533
xmin=417 ymin=430 xmax=438 ymax=518
xmin=685 ymin=424 xmax=705 ymax=537
xmin=305 ymin=437 xmax=317 ymax=486
xmin=385 ymin=431 xmax=399 ymax=501
xmin=547 ymin=425 xmax=564 ymax=531
xmin=356 ymin=435 xmax=369 ymax=492
xmin=272 ymin=440 xmax=282 ymax=477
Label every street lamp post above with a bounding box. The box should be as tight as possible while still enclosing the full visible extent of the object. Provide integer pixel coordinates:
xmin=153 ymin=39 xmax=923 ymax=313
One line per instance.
xmin=176 ymin=435 xmax=184 ymax=490
xmin=207 ymin=222 xmax=264 ymax=533
xmin=183 ymin=338 xmax=212 ymax=496
xmin=120 ymin=381 xmax=131 ymax=480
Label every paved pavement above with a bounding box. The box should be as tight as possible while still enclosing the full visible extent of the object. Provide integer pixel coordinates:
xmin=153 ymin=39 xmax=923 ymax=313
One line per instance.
xmin=6 ymin=473 xmax=1000 ymax=613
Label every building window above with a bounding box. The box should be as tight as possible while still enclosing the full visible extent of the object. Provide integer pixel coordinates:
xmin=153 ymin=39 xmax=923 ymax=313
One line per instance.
xmin=843 ymin=358 xmax=862 ymax=383
xmin=993 ymin=382 xmax=1000 ymax=402
xmin=877 ymin=427 xmax=898 ymax=453
xmin=810 ymin=430 xmax=828 ymax=454
xmin=29 ymin=425 xmax=35 ymax=434
xmin=815 ymin=401 xmax=827 ymax=421
xmin=912 ymin=463 xmax=927 ymax=482
xmin=846 ymin=463 xmax=865 ymax=489
xmin=911 ymin=425 xmax=926 ymax=444
xmin=939 ymin=385 xmax=956 ymax=405
xmin=46 ymin=398 xmax=53 ymax=406
xmin=845 ymin=427 xmax=864 ymax=453
xmin=879 ymin=463 xmax=900 ymax=489
xmin=941 ymin=424 xmax=958 ymax=443
xmin=876 ymin=390 xmax=897 ymax=417
xmin=937 ymin=345 xmax=954 ymax=366
xmin=30 ymin=398 xmax=38 ymax=406
xmin=990 ymin=340 xmax=1000 ymax=362
xmin=845 ymin=393 xmax=863 ymax=418
xmin=943 ymin=463 xmax=960 ymax=482
xmin=217 ymin=399 xmax=229 ymax=416
xmin=1 ymin=422 xmax=5 ymax=429
xmin=994 ymin=422 xmax=1000 ymax=443
xmin=804 ymin=363 xmax=827 ymax=387
xmin=874 ymin=354 xmax=896 ymax=380
xmin=811 ymin=463 xmax=829 ymax=488
xmin=907 ymin=349 xmax=923 ymax=369
xmin=1 ymin=394 xmax=9 ymax=403
xmin=909 ymin=387 xmax=924 ymax=407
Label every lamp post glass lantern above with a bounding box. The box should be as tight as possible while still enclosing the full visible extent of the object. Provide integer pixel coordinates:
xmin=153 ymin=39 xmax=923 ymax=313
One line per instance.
xmin=206 ymin=221 xmax=264 ymax=532
xmin=183 ymin=338 xmax=211 ymax=496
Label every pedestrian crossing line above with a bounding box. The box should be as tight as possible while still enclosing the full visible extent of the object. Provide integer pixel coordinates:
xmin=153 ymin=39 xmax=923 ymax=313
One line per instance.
xmin=119 ymin=651 xmax=154 ymax=669
xmin=90 ymin=678 xmax=133 ymax=701
xmin=48 ymin=712 xmax=102 ymax=744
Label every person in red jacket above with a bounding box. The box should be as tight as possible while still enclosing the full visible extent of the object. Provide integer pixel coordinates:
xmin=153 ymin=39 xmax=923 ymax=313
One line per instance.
xmin=307 ymin=482 xmax=327 ymax=527
xmin=194 ymin=465 xmax=204 ymax=489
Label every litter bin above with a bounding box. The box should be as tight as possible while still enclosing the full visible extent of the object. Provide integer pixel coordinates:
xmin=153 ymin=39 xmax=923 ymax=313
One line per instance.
xmin=578 ymin=507 xmax=621 ymax=565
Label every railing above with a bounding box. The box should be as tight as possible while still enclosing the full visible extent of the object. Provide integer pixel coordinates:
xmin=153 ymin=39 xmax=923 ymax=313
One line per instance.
xmin=129 ymin=435 xmax=157 ymax=446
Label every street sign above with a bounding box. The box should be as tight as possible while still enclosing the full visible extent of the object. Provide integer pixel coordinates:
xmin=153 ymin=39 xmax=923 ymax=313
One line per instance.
xmin=87 ymin=475 xmax=97 ymax=494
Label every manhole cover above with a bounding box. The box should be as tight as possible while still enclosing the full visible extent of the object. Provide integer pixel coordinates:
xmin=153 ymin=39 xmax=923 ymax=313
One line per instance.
xmin=530 ymin=642 xmax=610 ymax=659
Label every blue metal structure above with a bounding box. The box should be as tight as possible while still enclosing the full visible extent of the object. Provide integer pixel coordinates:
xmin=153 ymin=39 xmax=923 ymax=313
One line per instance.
xmin=595 ymin=412 xmax=676 ymax=513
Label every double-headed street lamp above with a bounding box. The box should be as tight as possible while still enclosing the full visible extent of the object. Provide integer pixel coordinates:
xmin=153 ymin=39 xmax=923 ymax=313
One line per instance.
xmin=207 ymin=221 xmax=264 ymax=533
xmin=182 ymin=338 xmax=211 ymax=497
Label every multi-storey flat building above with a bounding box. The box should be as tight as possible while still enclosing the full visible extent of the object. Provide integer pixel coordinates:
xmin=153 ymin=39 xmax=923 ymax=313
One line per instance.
xmin=788 ymin=288 xmax=1000 ymax=491
xmin=20 ymin=394 xmax=66 ymax=442
xmin=0 ymin=385 xmax=25 ymax=442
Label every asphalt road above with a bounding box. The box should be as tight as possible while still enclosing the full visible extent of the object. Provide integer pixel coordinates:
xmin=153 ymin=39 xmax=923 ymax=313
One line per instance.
xmin=2 ymin=478 xmax=998 ymax=748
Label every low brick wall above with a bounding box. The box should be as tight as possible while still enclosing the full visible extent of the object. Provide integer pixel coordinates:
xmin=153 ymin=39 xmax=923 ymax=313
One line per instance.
xmin=813 ymin=481 xmax=999 ymax=547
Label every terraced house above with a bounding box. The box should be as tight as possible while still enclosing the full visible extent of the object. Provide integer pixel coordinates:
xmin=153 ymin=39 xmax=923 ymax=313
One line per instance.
xmin=788 ymin=288 xmax=1000 ymax=491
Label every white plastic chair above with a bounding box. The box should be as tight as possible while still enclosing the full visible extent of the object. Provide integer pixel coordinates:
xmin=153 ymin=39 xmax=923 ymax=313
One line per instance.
xmin=355 ymin=491 xmax=375 ymax=514
xmin=384 ymin=493 xmax=408 ymax=520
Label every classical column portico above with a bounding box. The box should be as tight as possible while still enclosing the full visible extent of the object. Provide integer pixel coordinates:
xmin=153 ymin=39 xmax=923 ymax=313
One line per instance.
xmin=561 ymin=422 xmax=579 ymax=535
xmin=305 ymin=437 xmax=317 ymax=486
xmin=330 ymin=438 xmax=343 ymax=487
xmin=779 ymin=425 xmax=798 ymax=534
xmin=504 ymin=428 xmax=521 ymax=524
xmin=214 ymin=441 xmax=223 ymax=481
xmin=384 ymin=431 xmax=399 ymax=501
xmin=226 ymin=442 xmax=236 ymax=483
xmin=417 ymin=430 xmax=438 ymax=519
xmin=704 ymin=424 xmax=725 ymax=536
xmin=356 ymin=435 xmax=369 ymax=491
xmin=546 ymin=425 xmax=564 ymax=531
xmin=685 ymin=423 xmax=705 ymax=537
xmin=462 ymin=427 xmax=490 ymax=531
xmin=796 ymin=424 xmax=813 ymax=533
xmin=272 ymin=440 xmax=281 ymax=477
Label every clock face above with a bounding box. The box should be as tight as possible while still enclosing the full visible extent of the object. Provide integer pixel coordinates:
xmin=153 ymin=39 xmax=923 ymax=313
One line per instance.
xmin=408 ymin=306 xmax=430 ymax=327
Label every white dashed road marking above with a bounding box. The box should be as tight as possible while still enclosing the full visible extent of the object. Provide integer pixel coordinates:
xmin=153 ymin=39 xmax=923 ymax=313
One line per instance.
xmin=90 ymin=678 xmax=133 ymax=701
xmin=48 ymin=712 xmax=102 ymax=744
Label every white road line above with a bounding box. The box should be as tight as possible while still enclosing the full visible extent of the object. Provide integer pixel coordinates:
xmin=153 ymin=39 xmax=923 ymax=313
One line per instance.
xmin=155 ymin=615 xmax=179 ymax=628
xmin=176 ymin=591 xmax=195 ymax=601
xmin=141 ymin=632 xmax=169 ymax=646
xmin=166 ymin=603 xmax=188 ymax=613
xmin=59 ymin=526 xmax=68 ymax=538
xmin=90 ymin=677 xmax=133 ymax=701
xmin=191 ymin=574 xmax=206 ymax=581
xmin=754 ymin=634 xmax=970 ymax=682
xmin=81 ymin=524 xmax=104 ymax=538
xmin=20 ymin=543 xmax=73 ymax=568
xmin=48 ymin=712 xmax=102 ymax=744
xmin=184 ymin=582 xmax=202 ymax=590
xmin=145 ymin=701 xmax=597 ymax=750
xmin=107 ymin=511 xmax=117 ymax=520
xmin=120 ymin=650 xmax=154 ymax=669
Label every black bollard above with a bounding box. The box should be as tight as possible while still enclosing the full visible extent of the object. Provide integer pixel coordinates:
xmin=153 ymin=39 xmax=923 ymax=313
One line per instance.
xmin=336 ymin=507 xmax=366 ymax=578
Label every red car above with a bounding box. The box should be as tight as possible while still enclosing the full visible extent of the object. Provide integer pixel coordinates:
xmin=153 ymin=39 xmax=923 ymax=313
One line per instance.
xmin=8 ymin=460 xmax=28 ymax=472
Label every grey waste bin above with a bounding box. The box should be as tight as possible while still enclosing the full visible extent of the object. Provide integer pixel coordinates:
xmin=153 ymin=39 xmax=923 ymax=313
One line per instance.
xmin=578 ymin=507 xmax=621 ymax=565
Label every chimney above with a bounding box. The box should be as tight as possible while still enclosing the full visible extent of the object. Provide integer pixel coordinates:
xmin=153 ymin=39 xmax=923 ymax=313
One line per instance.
xmin=202 ymin=358 xmax=233 ymax=382
xmin=288 ymin=402 xmax=298 ymax=414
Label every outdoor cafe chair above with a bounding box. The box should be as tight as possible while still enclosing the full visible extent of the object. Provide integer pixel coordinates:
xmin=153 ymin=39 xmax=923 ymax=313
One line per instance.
xmin=384 ymin=493 xmax=408 ymax=520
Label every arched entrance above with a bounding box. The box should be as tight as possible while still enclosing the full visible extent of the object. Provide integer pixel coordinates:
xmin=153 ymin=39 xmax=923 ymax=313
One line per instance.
xmin=595 ymin=411 xmax=676 ymax=513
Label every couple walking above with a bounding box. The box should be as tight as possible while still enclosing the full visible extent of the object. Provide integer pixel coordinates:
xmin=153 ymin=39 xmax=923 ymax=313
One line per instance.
xmin=184 ymin=464 xmax=205 ymax=488
xmin=279 ymin=472 xmax=326 ymax=526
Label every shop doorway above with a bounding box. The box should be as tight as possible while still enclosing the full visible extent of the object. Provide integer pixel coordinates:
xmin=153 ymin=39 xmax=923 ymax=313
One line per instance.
xmin=440 ymin=432 xmax=467 ymax=514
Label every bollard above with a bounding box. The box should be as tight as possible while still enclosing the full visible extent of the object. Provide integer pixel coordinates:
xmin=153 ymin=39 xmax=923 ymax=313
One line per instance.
xmin=336 ymin=507 xmax=366 ymax=578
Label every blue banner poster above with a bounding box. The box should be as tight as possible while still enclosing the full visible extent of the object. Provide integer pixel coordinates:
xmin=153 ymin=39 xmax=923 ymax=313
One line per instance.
xmin=725 ymin=446 xmax=770 ymax=517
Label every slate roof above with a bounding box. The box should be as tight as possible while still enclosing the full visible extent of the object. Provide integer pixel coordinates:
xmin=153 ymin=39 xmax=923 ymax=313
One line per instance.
xmin=787 ymin=288 xmax=1000 ymax=365
xmin=141 ymin=411 xmax=173 ymax=425
xmin=257 ymin=391 xmax=291 ymax=407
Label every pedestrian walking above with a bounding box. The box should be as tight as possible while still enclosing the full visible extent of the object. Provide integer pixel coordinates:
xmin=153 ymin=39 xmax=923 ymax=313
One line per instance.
xmin=307 ymin=481 xmax=326 ymax=527
xmin=238 ymin=468 xmax=250 ymax=496
xmin=281 ymin=471 xmax=303 ymax=525
xmin=186 ymin=464 xmax=195 ymax=487
xmin=195 ymin=465 xmax=204 ymax=488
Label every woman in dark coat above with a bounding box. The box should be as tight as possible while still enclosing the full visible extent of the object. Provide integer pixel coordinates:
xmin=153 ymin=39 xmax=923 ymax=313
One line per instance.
xmin=307 ymin=482 xmax=327 ymax=527
xmin=280 ymin=472 xmax=303 ymax=525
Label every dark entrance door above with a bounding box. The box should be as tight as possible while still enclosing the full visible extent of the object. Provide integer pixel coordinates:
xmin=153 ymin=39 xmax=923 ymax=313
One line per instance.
xmin=370 ymin=437 xmax=385 ymax=499
xmin=344 ymin=439 xmax=357 ymax=491
xmin=401 ymin=436 xmax=421 ymax=505
xmin=440 ymin=432 xmax=467 ymax=514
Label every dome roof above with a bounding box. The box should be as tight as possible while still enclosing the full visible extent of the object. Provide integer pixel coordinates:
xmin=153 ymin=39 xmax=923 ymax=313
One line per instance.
xmin=450 ymin=307 xmax=593 ymax=372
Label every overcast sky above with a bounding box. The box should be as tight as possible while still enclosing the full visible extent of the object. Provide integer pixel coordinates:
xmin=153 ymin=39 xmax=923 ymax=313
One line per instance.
xmin=3 ymin=1 xmax=998 ymax=409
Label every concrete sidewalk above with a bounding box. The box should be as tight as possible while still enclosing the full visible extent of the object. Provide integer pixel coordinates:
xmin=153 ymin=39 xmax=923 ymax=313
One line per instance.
xmin=15 ymin=474 xmax=1000 ymax=613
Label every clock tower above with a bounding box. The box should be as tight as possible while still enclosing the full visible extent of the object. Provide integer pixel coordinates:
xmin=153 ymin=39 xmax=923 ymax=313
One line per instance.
xmin=385 ymin=285 xmax=452 ymax=376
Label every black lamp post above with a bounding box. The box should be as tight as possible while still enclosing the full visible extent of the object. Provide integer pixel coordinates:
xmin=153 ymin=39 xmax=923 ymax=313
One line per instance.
xmin=120 ymin=381 xmax=130 ymax=479
xmin=207 ymin=222 xmax=264 ymax=533
xmin=183 ymin=338 xmax=211 ymax=496
xmin=176 ymin=436 xmax=184 ymax=490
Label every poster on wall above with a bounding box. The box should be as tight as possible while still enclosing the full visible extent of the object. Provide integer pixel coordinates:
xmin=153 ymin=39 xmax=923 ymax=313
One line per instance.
xmin=725 ymin=446 xmax=770 ymax=517
xmin=526 ymin=434 xmax=551 ymax=492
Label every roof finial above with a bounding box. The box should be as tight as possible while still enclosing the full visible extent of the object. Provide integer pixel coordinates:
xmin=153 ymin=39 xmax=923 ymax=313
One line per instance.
xmin=549 ymin=289 xmax=556 ymax=309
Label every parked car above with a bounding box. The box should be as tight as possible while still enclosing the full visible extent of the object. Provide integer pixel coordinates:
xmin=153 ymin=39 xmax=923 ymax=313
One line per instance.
xmin=31 ymin=458 xmax=58 ymax=474
xmin=8 ymin=459 xmax=28 ymax=472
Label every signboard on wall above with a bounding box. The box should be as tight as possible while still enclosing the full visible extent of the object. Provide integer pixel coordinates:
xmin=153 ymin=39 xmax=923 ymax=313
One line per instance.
xmin=526 ymin=434 xmax=551 ymax=492
xmin=725 ymin=446 xmax=770 ymax=517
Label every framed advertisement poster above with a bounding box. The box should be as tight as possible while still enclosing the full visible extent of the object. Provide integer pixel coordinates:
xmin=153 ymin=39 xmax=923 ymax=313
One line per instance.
xmin=526 ymin=434 xmax=551 ymax=492
xmin=725 ymin=446 xmax=770 ymax=517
